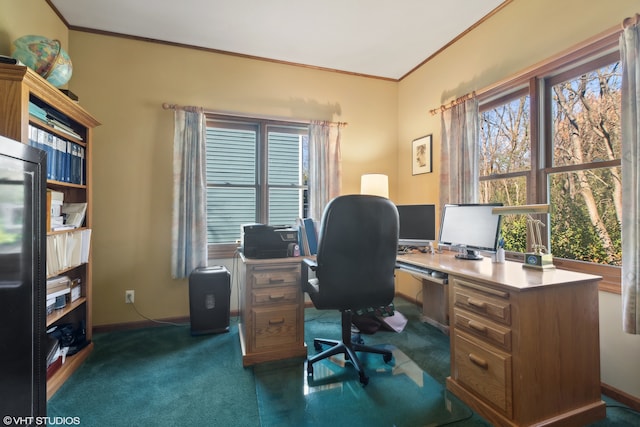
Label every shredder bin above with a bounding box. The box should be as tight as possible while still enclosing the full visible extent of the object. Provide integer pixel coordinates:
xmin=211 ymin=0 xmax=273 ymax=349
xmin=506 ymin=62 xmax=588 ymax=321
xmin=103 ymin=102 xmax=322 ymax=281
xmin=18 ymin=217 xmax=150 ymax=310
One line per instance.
xmin=189 ymin=266 xmax=231 ymax=335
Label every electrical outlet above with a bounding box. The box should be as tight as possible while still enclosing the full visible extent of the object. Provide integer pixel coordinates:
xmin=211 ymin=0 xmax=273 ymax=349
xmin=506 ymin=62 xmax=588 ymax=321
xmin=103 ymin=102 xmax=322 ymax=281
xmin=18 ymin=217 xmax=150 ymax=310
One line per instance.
xmin=125 ymin=290 xmax=135 ymax=304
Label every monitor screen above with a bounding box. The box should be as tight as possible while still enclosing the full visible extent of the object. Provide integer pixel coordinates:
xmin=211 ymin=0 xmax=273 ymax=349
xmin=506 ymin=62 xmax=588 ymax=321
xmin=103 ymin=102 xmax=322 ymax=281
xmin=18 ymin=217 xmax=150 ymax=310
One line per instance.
xmin=396 ymin=204 xmax=436 ymax=248
xmin=438 ymin=203 xmax=503 ymax=260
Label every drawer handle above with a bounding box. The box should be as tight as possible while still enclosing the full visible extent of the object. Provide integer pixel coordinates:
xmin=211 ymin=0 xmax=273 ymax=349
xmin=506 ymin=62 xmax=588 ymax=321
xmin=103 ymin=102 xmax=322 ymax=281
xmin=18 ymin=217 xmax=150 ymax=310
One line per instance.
xmin=269 ymin=294 xmax=285 ymax=300
xmin=467 ymin=298 xmax=487 ymax=310
xmin=269 ymin=278 xmax=285 ymax=284
xmin=269 ymin=318 xmax=285 ymax=325
xmin=468 ymin=353 xmax=489 ymax=369
xmin=468 ymin=320 xmax=487 ymax=333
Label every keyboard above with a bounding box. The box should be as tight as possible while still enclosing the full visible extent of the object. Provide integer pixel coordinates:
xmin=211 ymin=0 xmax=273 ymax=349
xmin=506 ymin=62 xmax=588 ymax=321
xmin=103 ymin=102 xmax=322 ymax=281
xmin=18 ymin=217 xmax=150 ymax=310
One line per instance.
xmin=395 ymin=260 xmax=448 ymax=282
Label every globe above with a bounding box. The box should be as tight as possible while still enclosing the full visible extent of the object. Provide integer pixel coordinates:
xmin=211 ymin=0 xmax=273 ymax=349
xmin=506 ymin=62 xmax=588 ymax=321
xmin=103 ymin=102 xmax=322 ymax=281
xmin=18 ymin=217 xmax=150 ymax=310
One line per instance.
xmin=11 ymin=35 xmax=72 ymax=87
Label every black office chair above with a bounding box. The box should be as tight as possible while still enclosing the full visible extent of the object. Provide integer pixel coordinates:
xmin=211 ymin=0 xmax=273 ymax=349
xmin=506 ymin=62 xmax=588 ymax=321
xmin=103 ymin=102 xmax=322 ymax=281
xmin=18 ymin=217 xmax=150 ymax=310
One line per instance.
xmin=301 ymin=194 xmax=399 ymax=385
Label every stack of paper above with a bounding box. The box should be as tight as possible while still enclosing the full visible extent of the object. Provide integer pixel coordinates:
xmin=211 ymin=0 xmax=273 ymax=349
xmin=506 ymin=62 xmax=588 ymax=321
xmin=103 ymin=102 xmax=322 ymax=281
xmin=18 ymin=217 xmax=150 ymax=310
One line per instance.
xmin=61 ymin=202 xmax=87 ymax=229
xmin=46 ymin=229 xmax=91 ymax=276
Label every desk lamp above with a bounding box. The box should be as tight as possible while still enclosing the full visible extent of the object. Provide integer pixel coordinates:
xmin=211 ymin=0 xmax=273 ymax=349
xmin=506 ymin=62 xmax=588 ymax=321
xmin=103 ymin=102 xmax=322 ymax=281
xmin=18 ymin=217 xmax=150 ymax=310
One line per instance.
xmin=492 ymin=204 xmax=555 ymax=270
xmin=360 ymin=174 xmax=389 ymax=198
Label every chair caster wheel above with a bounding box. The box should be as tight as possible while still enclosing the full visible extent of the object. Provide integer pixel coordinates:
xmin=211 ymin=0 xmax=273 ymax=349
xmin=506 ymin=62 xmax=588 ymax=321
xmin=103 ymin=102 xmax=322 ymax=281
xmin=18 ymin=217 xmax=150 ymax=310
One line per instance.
xmin=359 ymin=373 xmax=369 ymax=386
xmin=383 ymin=353 xmax=392 ymax=363
xmin=307 ymin=363 xmax=314 ymax=376
xmin=314 ymin=342 xmax=322 ymax=351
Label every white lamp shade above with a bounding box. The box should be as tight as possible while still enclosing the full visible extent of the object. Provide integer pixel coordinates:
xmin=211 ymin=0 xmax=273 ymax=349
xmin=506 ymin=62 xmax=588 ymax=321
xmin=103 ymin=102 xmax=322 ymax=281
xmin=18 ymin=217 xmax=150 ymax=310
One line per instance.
xmin=360 ymin=174 xmax=389 ymax=198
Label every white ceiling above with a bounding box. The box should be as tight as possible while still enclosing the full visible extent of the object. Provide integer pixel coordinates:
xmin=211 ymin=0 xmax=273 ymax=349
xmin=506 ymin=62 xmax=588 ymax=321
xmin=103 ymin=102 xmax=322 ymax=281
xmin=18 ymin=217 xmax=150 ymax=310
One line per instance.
xmin=50 ymin=0 xmax=507 ymax=80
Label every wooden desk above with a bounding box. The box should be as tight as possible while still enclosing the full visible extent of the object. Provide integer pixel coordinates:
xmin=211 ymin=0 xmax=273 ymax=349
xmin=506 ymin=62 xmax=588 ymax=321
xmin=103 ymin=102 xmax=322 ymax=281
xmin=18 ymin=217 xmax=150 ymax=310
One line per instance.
xmin=397 ymin=252 xmax=606 ymax=427
xmin=238 ymin=254 xmax=307 ymax=366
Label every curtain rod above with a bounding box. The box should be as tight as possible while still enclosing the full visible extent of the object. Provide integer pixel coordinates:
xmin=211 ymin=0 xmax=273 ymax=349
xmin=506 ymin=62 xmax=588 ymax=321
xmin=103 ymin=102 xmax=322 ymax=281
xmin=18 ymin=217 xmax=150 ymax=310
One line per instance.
xmin=162 ymin=103 xmax=347 ymax=127
xmin=428 ymin=18 xmax=630 ymax=117
xmin=428 ymin=92 xmax=476 ymax=116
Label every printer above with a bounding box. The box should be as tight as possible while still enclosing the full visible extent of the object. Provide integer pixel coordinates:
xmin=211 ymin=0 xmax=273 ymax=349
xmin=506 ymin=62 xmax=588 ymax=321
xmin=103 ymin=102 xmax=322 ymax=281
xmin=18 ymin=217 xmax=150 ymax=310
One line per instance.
xmin=241 ymin=224 xmax=299 ymax=258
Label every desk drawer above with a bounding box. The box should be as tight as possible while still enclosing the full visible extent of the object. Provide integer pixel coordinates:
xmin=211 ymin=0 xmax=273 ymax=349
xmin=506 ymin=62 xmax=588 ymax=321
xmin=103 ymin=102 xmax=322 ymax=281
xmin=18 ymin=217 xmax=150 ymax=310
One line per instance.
xmin=250 ymin=265 xmax=300 ymax=288
xmin=252 ymin=286 xmax=299 ymax=306
xmin=453 ymin=309 xmax=511 ymax=351
xmin=454 ymin=332 xmax=512 ymax=417
xmin=253 ymin=305 xmax=300 ymax=350
xmin=452 ymin=278 xmax=511 ymax=326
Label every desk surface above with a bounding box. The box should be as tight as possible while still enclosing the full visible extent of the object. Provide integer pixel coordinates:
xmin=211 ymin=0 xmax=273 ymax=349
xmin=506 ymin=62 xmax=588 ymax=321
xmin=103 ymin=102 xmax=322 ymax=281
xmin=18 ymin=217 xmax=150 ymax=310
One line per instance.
xmin=397 ymin=251 xmax=601 ymax=291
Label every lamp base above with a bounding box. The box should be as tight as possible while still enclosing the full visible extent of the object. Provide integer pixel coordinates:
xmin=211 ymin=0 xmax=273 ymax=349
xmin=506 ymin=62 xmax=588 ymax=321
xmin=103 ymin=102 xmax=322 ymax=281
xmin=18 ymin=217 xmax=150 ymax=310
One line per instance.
xmin=522 ymin=252 xmax=555 ymax=270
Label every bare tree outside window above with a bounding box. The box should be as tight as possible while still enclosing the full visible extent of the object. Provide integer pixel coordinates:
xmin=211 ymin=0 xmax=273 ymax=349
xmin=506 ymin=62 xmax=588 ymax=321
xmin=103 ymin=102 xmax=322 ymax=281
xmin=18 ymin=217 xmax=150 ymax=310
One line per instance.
xmin=479 ymin=59 xmax=622 ymax=267
xmin=549 ymin=62 xmax=622 ymax=265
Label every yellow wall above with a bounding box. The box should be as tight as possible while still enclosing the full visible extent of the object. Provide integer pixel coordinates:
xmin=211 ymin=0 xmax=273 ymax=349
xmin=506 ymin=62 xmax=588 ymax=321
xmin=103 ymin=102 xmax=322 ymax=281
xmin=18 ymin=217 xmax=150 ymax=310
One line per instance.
xmin=2 ymin=0 xmax=639 ymax=400
xmin=66 ymin=33 xmax=397 ymax=326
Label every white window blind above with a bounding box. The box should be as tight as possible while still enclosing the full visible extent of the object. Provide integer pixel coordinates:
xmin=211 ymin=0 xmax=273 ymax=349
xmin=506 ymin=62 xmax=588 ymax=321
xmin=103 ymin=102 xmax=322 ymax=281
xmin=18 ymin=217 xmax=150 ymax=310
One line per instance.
xmin=205 ymin=119 xmax=308 ymax=245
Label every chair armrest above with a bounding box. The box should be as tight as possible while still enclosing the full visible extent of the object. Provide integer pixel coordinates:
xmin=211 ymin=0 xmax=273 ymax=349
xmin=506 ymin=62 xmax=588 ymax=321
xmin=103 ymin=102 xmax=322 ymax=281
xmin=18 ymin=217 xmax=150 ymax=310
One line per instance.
xmin=303 ymin=258 xmax=318 ymax=271
xmin=301 ymin=257 xmax=318 ymax=295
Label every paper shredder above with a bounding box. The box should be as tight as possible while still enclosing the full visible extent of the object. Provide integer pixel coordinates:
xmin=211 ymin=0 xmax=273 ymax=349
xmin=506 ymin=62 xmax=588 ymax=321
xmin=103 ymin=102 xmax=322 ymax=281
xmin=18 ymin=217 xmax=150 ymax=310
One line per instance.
xmin=188 ymin=266 xmax=231 ymax=335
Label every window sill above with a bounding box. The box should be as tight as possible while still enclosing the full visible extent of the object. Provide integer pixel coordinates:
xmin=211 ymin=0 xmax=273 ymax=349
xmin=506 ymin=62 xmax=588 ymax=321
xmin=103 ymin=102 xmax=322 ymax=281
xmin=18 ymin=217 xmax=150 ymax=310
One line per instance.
xmin=208 ymin=244 xmax=241 ymax=260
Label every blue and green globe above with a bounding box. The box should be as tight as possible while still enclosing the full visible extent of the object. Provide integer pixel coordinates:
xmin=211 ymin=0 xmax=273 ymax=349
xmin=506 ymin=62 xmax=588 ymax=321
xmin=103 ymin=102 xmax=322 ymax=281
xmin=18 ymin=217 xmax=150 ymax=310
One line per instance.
xmin=11 ymin=35 xmax=72 ymax=87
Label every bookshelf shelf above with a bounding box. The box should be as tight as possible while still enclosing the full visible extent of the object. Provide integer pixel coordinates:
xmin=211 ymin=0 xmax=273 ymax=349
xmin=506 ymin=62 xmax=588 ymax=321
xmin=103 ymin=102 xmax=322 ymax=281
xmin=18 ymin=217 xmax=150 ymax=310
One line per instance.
xmin=46 ymin=297 xmax=87 ymax=327
xmin=0 ymin=63 xmax=100 ymax=399
xmin=47 ymin=342 xmax=94 ymax=399
xmin=47 ymin=180 xmax=87 ymax=190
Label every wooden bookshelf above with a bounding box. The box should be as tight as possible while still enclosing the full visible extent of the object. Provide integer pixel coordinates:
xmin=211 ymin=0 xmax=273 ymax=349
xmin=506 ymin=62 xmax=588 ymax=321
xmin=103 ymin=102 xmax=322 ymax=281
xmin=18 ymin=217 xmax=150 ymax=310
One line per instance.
xmin=0 ymin=63 xmax=100 ymax=398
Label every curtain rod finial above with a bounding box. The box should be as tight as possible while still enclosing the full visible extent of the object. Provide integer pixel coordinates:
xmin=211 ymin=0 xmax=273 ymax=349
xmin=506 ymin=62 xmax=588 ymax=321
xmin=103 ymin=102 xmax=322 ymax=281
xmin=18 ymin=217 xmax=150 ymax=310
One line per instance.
xmin=622 ymin=14 xmax=640 ymax=29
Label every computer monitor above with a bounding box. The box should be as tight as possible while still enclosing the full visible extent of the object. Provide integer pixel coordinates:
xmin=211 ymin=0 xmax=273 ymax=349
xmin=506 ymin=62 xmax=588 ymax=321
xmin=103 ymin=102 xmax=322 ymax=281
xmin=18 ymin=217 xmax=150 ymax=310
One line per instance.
xmin=396 ymin=204 xmax=436 ymax=248
xmin=438 ymin=203 xmax=503 ymax=260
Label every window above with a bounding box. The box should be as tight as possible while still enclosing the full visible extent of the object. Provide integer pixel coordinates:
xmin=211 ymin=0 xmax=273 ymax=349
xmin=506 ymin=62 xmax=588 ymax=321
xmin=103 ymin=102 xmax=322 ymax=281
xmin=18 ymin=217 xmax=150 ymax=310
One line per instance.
xmin=479 ymin=35 xmax=622 ymax=290
xmin=547 ymin=58 xmax=622 ymax=267
xmin=205 ymin=115 xmax=309 ymax=257
xmin=480 ymin=90 xmax=532 ymax=253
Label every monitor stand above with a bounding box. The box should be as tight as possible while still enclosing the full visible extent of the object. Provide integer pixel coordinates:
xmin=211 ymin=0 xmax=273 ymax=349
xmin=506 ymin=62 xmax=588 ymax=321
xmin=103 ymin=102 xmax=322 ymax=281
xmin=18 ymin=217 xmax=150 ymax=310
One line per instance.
xmin=455 ymin=249 xmax=483 ymax=260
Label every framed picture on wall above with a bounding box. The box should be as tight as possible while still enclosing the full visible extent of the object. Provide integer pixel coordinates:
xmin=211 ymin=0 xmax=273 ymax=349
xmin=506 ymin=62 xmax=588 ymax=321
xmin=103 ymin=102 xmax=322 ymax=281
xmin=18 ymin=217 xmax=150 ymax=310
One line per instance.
xmin=412 ymin=134 xmax=432 ymax=175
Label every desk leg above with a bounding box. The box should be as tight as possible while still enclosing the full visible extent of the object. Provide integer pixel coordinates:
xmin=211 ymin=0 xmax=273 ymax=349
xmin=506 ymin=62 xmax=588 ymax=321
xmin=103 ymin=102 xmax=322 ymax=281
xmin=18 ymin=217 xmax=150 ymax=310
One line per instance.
xmin=421 ymin=279 xmax=449 ymax=334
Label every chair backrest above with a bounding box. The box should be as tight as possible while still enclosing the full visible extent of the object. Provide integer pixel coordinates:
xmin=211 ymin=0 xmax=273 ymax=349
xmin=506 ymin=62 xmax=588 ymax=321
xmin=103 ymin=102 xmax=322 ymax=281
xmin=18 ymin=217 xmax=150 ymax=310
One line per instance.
xmin=313 ymin=194 xmax=399 ymax=310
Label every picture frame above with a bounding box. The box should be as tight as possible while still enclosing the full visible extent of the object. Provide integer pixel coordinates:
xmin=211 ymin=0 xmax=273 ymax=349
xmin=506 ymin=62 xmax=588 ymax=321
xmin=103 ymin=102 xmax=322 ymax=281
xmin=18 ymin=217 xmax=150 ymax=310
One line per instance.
xmin=412 ymin=134 xmax=432 ymax=175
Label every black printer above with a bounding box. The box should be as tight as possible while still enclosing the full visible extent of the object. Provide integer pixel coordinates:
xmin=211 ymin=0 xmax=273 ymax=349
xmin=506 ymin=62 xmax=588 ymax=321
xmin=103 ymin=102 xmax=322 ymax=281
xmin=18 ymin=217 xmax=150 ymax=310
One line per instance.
xmin=241 ymin=224 xmax=298 ymax=258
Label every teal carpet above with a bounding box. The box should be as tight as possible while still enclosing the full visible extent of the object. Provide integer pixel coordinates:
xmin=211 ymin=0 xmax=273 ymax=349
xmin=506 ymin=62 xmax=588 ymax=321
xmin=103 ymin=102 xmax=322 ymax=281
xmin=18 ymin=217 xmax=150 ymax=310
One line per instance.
xmin=47 ymin=298 xmax=640 ymax=426
xmin=254 ymin=347 xmax=471 ymax=427
xmin=48 ymin=319 xmax=259 ymax=426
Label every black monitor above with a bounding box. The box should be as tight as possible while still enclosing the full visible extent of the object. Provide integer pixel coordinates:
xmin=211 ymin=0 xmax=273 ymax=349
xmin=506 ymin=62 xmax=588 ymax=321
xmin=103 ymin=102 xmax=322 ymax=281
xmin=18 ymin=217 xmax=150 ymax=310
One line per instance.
xmin=396 ymin=204 xmax=436 ymax=248
xmin=438 ymin=203 xmax=503 ymax=260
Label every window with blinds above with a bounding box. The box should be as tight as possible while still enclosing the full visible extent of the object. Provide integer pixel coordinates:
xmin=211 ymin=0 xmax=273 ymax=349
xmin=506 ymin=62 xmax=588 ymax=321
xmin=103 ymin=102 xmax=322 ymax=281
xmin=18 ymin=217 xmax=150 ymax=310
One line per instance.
xmin=205 ymin=116 xmax=309 ymax=250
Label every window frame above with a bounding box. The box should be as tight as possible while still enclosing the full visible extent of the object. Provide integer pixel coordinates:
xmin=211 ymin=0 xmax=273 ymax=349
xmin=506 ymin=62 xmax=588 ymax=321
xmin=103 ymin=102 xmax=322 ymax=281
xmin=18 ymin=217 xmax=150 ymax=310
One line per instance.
xmin=205 ymin=114 xmax=309 ymax=259
xmin=478 ymin=31 xmax=622 ymax=293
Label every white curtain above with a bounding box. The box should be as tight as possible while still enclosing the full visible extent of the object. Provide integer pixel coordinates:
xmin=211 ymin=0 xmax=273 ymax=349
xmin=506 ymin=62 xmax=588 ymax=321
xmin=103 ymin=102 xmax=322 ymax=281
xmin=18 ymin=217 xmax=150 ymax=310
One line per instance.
xmin=620 ymin=15 xmax=640 ymax=334
xmin=308 ymin=121 xmax=343 ymax=220
xmin=171 ymin=109 xmax=208 ymax=279
xmin=438 ymin=97 xmax=480 ymax=207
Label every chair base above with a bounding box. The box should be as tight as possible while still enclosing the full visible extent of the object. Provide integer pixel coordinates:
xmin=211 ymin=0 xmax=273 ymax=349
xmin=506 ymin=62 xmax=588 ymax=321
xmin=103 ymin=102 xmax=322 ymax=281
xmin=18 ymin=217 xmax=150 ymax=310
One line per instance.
xmin=306 ymin=310 xmax=393 ymax=386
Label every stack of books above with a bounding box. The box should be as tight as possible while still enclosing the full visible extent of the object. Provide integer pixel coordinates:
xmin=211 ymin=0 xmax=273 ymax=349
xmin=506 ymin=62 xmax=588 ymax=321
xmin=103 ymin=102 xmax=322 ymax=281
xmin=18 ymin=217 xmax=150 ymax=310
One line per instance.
xmin=46 ymin=275 xmax=71 ymax=313
xmin=28 ymin=124 xmax=86 ymax=184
